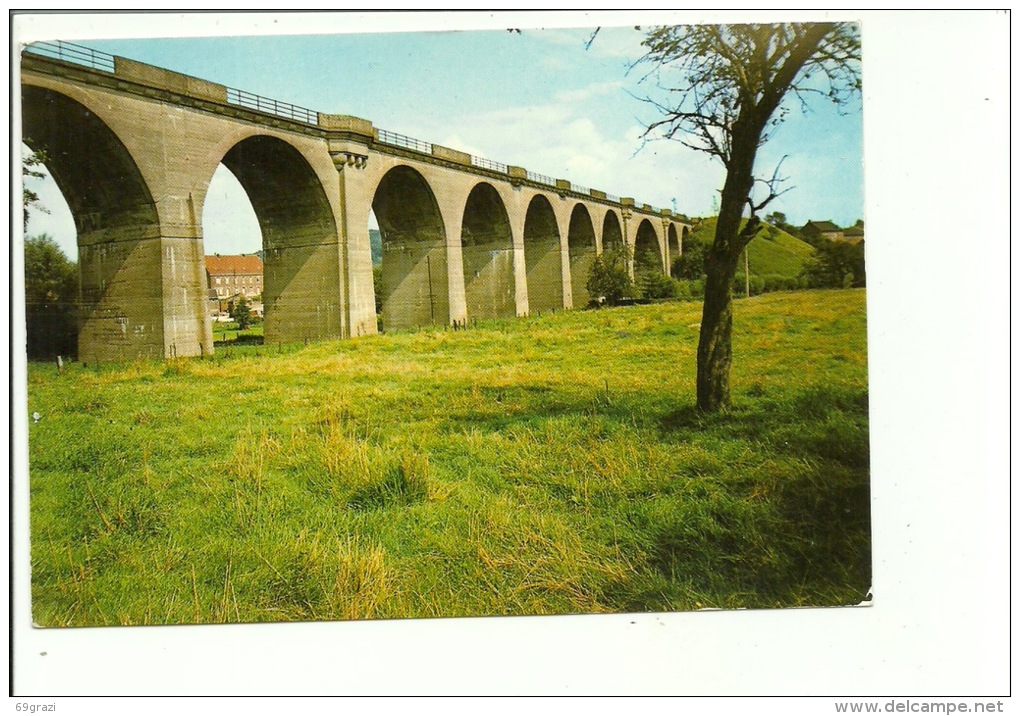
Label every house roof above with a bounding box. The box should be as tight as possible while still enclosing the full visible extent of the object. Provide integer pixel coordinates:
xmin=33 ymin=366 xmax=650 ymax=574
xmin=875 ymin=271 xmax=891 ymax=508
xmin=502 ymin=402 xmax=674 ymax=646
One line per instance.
xmin=205 ymin=254 xmax=263 ymax=276
xmin=803 ymin=220 xmax=842 ymax=233
xmin=844 ymin=225 xmax=865 ymax=236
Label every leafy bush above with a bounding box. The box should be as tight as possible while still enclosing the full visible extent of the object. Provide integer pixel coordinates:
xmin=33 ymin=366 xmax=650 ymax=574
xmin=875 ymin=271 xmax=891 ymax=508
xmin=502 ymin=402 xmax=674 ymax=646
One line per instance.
xmin=801 ymin=238 xmax=866 ymax=288
xmin=637 ymin=270 xmax=682 ymax=300
xmin=24 ymin=233 xmax=78 ymax=359
xmin=672 ymin=236 xmax=709 ymax=280
xmin=228 ymin=295 xmax=253 ymax=330
xmin=586 ymin=245 xmax=634 ymax=306
xmin=732 ymin=273 xmax=765 ymax=297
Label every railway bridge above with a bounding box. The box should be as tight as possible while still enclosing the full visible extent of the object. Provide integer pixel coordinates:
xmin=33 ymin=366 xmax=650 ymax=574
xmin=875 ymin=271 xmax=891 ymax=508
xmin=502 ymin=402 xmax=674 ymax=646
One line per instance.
xmin=21 ymin=41 xmax=691 ymax=363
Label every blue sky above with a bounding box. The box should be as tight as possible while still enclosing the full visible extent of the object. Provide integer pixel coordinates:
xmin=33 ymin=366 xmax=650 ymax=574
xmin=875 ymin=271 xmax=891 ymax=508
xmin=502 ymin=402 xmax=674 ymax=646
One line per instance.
xmin=21 ymin=20 xmax=863 ymax=260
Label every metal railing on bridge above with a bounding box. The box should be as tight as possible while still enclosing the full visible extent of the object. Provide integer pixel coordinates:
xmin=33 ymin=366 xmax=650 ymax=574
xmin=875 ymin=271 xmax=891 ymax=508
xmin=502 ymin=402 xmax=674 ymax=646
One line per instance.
xmin=225 ymin=87 xmax=319 ymax=125
xmin=470 ymin=155 xmax=508 ymax=174
xmin=571 ymin=183 xmax=591 ymax=196
xmin=23 ymin=40 xmax=116 ymax=74
xmin=377 ymin=128 xmax=433 ymax=154
xmin=526 ymin=171 xmax=556 ymax=186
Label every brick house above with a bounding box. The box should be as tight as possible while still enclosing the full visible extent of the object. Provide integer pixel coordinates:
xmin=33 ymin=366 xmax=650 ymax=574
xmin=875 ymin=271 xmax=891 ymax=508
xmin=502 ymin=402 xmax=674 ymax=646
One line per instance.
xmin=205 ymin=254 xmax=264 ymax=317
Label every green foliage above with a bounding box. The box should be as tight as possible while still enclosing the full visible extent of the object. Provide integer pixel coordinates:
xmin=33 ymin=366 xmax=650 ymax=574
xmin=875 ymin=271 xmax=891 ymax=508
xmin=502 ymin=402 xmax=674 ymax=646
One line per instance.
xmin=373 ymin=265 xmax=383 ymax=315
xmin=228 ymin=295 xmax=253 ymax=330
xmin=24 ymin=233 xmax=78 ymax=359
xmin=638 ymin=270 xmax=682 ymax=300
xmin=801 ymin=238 xmax=866 ymax=289
xmin=673 ymin=233 xmax=709 ymax=280
xmin=27 ymin=291 xmax=869 ymax=624
xmin=732 ymin=273 xmax=766 ymax=297
xmin=22 ymin=145 xmax=50 ymax=231
xmin=586 ymin=245 xmax=634 ymax=306
xmin=369 ymin=229 xmax=383 ymax=266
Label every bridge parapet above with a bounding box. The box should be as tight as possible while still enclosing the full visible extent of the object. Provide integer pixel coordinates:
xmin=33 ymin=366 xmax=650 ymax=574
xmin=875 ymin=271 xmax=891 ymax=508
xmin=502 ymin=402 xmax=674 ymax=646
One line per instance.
xmin=432 ymin=144 xmax=472 ymax=166
xmin=320 ymin=113 xmax=375 ymax=137
xmin=116 ymin=57 xmax=228 ymax=105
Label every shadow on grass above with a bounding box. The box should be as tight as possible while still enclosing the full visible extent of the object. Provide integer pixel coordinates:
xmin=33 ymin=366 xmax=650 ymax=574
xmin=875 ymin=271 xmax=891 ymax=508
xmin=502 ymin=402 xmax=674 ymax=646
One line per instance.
xmin=660 ymin=383 xmax=870 ymax=470
xmin=599 ymin=382 xmax=873 ymax=612
xmin=214 ymin=334 xmax=264 ymax=348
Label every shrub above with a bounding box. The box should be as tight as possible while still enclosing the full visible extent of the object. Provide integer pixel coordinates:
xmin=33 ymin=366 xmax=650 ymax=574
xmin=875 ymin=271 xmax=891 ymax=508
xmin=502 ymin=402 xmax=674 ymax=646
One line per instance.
xmin=731 ymin=273 xmax=766 ymax=297
xmin=24 ymin=234 xmax=78 ymax=359
xmin=586 ymin=245 xmax=634 ymax=306
xmin=801 ymin=238 xmax=866 ymax=288
xmin=673 ymin=237 xmax=709 ymax=280
xmin=228 ymin=295 xmax=253 ymax=330
xmin=637 ymin=271 xmax=681 ymax=300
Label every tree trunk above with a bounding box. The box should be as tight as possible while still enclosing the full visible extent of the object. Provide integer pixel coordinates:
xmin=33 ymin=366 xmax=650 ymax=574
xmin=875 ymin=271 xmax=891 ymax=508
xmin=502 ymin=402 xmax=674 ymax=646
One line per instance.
xmin=696 ymin=121 xmax=761 ymax=412
xmin=697 ymin=247 xmax=740 ymax=411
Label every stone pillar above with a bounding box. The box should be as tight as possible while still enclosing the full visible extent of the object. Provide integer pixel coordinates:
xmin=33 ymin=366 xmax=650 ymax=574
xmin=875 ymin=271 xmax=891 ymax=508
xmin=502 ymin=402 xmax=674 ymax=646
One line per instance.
xmin=330 ymin=149 xmax=378 ymax=338
xmin=157 ymin=193 xmax=213 ymax=359
xmin=503 ymin=191 xmax=530 ymax=317
xmin=620 ymin=199 xmax=635 ymax=280
xmin=556 ymin=202 xmax=573 ymax=309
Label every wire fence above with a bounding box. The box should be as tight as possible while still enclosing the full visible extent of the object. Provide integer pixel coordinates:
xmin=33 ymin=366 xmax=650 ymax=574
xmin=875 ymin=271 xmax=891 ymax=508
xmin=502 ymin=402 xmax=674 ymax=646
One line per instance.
xmin=225 ymin=87 xmax=319 ymax=125
xmin=23 ymin=40 xmax=115 ymax=73
xmin=377 ymin=129 xmax=433 ymax=154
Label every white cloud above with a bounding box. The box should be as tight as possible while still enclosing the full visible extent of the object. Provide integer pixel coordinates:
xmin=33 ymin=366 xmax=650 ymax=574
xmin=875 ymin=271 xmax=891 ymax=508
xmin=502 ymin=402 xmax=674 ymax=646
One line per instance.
xmin=428 ymin=80 xmax=723 ymax=217
xmin=553 ymin=80 xmax=624 ymax=104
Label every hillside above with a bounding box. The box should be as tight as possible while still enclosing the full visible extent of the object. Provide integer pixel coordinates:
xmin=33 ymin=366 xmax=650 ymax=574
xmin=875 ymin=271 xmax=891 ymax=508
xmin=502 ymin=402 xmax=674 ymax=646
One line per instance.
xmin=687 ymin=216 xmax=816 ymax=278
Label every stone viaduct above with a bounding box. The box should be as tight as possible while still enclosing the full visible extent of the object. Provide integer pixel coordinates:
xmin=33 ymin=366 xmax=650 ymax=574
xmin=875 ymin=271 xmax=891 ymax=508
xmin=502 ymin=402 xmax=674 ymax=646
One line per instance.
xmin=20 ymin=41 xmax=691 ymax=363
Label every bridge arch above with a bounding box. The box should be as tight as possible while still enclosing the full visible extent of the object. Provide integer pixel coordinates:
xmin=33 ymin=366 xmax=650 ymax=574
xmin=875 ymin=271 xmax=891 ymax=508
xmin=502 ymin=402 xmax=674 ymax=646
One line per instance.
xmin=371 ymin=164 xmax=449 ymax=331
xmin=601 ymin=210 xmax=624 ymax=255
xmin=522 ymin=194 xmax=563 ymax=314
xmin=567 ymin=203 xmax=597 ymax=309
xmin=460 ymin=182 xmax=515 ymax=321
xmin=634 ymin=218 xmax=665 ymax=278
xmin=212 ymin=134 xmax=341 ymax=344
xmin=22 ymin=84 xmax=164 ymax=363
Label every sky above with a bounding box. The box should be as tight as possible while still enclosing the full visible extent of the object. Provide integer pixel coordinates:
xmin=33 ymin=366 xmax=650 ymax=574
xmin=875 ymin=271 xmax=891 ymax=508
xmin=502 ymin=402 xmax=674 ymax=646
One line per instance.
xmin=20 ymin=18 xmax=863 ymax=261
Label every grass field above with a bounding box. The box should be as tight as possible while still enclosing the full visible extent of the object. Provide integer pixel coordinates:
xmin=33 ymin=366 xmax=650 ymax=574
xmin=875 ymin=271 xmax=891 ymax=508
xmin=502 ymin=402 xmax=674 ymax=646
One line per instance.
xmin=26 ymin=289 xmax=870 ymax=626
xmin=212 ymin=320 xmax=264 ymax=345
xmin=688 ymin=216 xmax=817 ymax=277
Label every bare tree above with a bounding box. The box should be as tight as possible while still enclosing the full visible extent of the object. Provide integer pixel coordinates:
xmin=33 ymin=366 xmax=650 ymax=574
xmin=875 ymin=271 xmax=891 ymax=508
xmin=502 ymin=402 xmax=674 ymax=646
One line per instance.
xmin=638 ymin=23 xmax=861 ymax=411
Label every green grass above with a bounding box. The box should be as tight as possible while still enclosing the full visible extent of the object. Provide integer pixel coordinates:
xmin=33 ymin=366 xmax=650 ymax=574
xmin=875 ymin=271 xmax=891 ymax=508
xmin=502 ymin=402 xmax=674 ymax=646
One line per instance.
xmin=213 ymin=321 xmax=264 ymax=345
xmin=26 ymin=289 xmax=870 ymax=626
xmin=689 ymin=216 xmax=817 ymax=277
